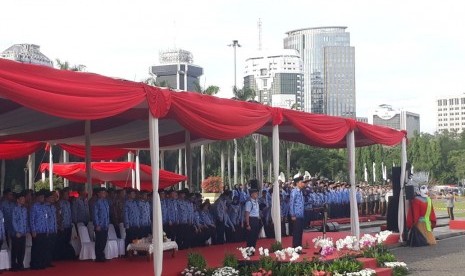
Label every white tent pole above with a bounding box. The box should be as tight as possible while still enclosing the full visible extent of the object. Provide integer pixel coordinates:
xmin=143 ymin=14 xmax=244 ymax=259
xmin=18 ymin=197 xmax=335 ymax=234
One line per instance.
xmin=42 ymin=172 xmax=45 ymax=182
xmin=178 ymin=149 xmax=183 ymax=189
xmin=240 ymin=153 xmax=244 ymax=185
xmin=1 ymin=160 xmax=5 ymax=196
xmin=128 ymin=152 xmax=135 ymax=189
xmin=136 ymin=150 xmax=141 ymax=191
xmin=49 ymin=144 xmax=53 ymax=191
xmin=271 ymin=125 xmax=282 ymax=242
xmin=185 ymin=131 xmax=192 ymax=191
xmin=62 ymin=151 xmax=69 ymax=187
xmin=233 ymin=139 xmax=238 ymax=185
xmin=27 ymin=154 xmax=35 ymax=189
xmin=85 ymin=120 xmax=92 ymax=196
xmin=149 ymin=114 xmax=162 ymax=276
xmin=200 ymin=145 xmax=205 ymax=183
xmin=160 ymin=150 xmax=165 ymax=169
xmin=347 ymin=130 xmax=360 ymax=245
xmin=372 ymin=162 xmax=376 ymax=184
xmin=398 ymin=137 xmax=407 ymax=242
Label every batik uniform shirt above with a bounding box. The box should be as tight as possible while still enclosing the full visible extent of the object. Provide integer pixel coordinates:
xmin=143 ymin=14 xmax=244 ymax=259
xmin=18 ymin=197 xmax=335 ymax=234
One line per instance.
xmin=88 ymin=196 xmax=98 ymax=223
xmin=228 ymin=204 xmax=241 ymax=226
xmin=124 ymin=199 xmax=140 ymax=228
xmin=289 ymin=187 xmax=304 ymax=218
xmin=138 ymin=200 xmax=151 ymax=227
xmin=0 ymin=210 xmax=5 ymax=239
xmin=45 ymin=203 xmax=57 ymax=234
xmin=30 ymin=202 xmax=48 ymax=234
xmin=12 ymin=205 xmax=29 ymax=236
xmin=199 ymin=210 xmax=214 ymax=227
xmin=94 ymin=198 xmax=110 ymax=230
xmin=177 ymin=200 xmax=191 ymax=224
xmin=1 ymin=200 xmax=15 ymax=234
xmin=214 ymin=199 xmax=226 ymax=222
xmin=110 ymin=198 xmax=124 ymax=225
xmin=72 ymin=197 xmax=90 ymax=224
xmin=59 ymin=200 xmax=72 ymax=229
xmin=280 ymin=200 xmax=290 ymax=218
xmin=166 ymin=199 xmax=178 ymax=224
xmin=160 ymin=198 xmax=168 ymax=224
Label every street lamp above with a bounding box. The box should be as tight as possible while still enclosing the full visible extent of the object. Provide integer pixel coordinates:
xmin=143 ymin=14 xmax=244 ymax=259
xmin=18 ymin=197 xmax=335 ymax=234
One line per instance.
xmin=228 ymin=40 xmax=241 ymax=89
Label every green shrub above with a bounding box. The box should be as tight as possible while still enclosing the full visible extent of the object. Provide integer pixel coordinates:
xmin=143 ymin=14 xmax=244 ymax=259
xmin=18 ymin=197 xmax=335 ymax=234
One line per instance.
xmin=327 ymin=257 xmax=362 ymax=274
xmin=223 ymin=253 xmax=238 ymax=269
xmin=393 ymin=266 xmax=409 ymax=276
xmin=270 ymin=241 xmax=283 ymax=252
xmin=187 ymin=252 xmax=207 ymax=270
xmin=259 ymin=256 xmax=275 ymax=271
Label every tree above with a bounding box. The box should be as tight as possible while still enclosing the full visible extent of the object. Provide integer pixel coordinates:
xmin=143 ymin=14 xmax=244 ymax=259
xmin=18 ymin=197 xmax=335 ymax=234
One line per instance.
xmin=193 ymin=81 xmax=220 ymax=96
xmin=232 ymin=86 xmax=256 ymax=101
xmin=55 ymin=58 xmax=86 ymax=71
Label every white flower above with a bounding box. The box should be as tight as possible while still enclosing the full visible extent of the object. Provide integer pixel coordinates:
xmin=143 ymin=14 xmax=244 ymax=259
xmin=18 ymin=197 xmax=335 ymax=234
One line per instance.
xmin=212 ymin=266 xmax=239 ymax=276
xmin=375 ymin=230 xmax=392 ymax=244
xmin=263 ymin=248 xmax=269 ymax=256
xmin=342 ymin=268 xmax=376 ymax=276
xmin=259 ymin=247 xmax=264 ymax=256
xmin=336 ymin=236 xmax=358 ymax=251
xmin=384 ymin=262 xmax=407 ymax=268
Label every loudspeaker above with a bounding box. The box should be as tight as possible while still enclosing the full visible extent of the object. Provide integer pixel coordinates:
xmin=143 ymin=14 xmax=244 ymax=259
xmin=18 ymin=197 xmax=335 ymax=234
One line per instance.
xmin=322 ymin=222 xmax=340 ymax=232
xmin=392 ymin=167 xmax=401 ymax=197
xmin=386 ymin=196 xmax=399 ymax=232
xmin=405 ymin=185 xmax=416 ymax=200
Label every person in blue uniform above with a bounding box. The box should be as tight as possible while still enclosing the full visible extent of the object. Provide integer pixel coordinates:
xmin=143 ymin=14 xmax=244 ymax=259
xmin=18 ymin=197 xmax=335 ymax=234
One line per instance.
xmin=30 ymin=189 xmax=48 ymax=270
xmin=72 ymin=190 xmax=90 ymax=225
xmin=124 ymin=189 xmax=141 ymax=250
xmin=1 ymin=188 xmax=15 ymax=244
xmin=56 ymin=188 xmax=75 ymax=260
xmin=138 ymin=190 xmax=151 ymax=238
xmin=290 ymin=175 xmax=305 ymax=249
xmin=11 ymin=191 xmax=29 ymax=271
xmin=244 ymin=187 xmax=260 ymax=249
xmin=93 ymin=188 xmax=110 ymax=262
xmin=44 ymin=191 xmax=57 ymax=268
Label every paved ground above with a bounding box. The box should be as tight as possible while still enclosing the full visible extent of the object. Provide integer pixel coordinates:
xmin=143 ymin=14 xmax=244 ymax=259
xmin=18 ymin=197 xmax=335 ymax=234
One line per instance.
xmin=391 ymin=235 xmax=465 ymax=276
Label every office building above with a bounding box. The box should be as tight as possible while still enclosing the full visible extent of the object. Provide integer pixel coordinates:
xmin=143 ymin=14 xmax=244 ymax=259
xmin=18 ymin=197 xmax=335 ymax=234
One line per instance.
xmin=149 ymin=49 xmax=203 ymax=91
xmin=436 ymin=94 xmax=465 ymax=133
xmin=284 ymin=27 xmax=355 ymax=117
xmin=373 ymin=104 xmax=420 ymax=138
xmin=243 ymin=49 xmax=303 ymax=109
xmin=0 ymin=43 xmax=53 ymax=67
xmin=356 ymin=117 xmax=368 ymax=123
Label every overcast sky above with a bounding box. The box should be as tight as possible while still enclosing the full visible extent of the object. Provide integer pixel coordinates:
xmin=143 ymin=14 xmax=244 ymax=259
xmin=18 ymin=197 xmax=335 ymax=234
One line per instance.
xmin=2 ymin=0 xmax=465 ymax=133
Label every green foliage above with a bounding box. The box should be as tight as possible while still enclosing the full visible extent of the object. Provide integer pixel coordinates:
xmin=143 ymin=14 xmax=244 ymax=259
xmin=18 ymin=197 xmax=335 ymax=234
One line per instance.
xmin=270 ymin=241 xmax=283 ymax=252
xmin=187 ymin=252 xmax=207 ymax=270
xmin=327 ymin=257 xmax=363 ymax=274
xmin=222 ymin=253 xmax=238 ymax=269
xmin=393 ymin=266 xmax=409 ymax=276
xmin=362 ymin=244 xmax=396 ymax=266
xmin=33 ymin=177 xmax=64 ymax=192
xmin=258 ymin=256 xmax=274 ymax=271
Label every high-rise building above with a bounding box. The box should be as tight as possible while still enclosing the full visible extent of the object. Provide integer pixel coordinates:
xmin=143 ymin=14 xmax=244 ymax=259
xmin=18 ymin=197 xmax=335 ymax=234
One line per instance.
xmin=373 ymin=104 xmax=420 ymax=138
xmin=284 ymin=27 xmax=355 ymax=117
xmin=436 ymin=94 xmax=465 ymax=133
xmin=149 ymin=49 xmax=203 ymax=91
xmin=243 ymin=49 xmax=303 ymax=109
xmin=0 ymin=44 xmax=53 ymax=67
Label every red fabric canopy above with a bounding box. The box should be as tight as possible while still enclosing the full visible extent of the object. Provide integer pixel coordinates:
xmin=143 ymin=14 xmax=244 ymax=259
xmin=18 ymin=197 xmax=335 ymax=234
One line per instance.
xmin=0 ymin=140 xmax=45 ymax=159
xmin=39 ymin=162 xmax=186 ymax=190
xmin=58 ymin=144 xmax=131 ymax=161
xmin=0 ymin=58 xmax=407 ymax=149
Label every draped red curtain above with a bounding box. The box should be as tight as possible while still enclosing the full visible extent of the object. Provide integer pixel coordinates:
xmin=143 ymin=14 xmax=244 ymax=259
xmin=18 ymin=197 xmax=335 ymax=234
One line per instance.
xmin=0 ymin=141 xmax=45 ymax=159
xmin=59 ymin=144 xmax=131 ymax=161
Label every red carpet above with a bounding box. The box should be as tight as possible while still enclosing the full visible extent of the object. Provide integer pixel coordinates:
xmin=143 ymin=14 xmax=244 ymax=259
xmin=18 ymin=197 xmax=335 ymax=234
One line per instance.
xmin=3 ymin=231 xmax=398 ymax=276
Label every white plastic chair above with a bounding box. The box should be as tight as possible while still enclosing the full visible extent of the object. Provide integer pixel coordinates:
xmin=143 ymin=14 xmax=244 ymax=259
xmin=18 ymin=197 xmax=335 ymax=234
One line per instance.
xmin=108 ymin=224 xmax=125 ymax=256
xmin=70 ymin=224 xmax=81 ymax=256
xmin=87 ymin=222 xmax=95 ymax=241
xmin=119 ymin=223 xmax=126 ymax=240
xmin=78 ymin=225 xmax=96 ymax=260
xmin=0 ymin=249 xmax=10 ymax=270
xmin=23 ymin=233 xmax=32 ymax=268
xmin=104 ymin=233 xmax=119 ymax=260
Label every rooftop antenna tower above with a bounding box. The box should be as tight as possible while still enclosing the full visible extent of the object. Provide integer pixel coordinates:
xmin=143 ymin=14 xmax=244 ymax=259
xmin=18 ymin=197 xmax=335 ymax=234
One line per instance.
xmin=258 ymin=18 xmax=262 ymax=51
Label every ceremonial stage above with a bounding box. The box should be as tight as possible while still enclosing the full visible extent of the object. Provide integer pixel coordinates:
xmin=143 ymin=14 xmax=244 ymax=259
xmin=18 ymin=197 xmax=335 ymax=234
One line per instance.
xmin=3 ymin=230 xmax=399 ymax=276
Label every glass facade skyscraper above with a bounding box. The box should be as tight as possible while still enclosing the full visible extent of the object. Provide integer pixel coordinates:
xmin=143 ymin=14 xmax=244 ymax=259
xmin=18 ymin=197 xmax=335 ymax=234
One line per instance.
xmin=284 ymin=27 xmax=355 ymax=117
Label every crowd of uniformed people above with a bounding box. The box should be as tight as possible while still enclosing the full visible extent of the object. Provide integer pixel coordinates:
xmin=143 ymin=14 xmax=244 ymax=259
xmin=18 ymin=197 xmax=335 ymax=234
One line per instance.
xmin=0 ymin=177 xmax=392 ymax=271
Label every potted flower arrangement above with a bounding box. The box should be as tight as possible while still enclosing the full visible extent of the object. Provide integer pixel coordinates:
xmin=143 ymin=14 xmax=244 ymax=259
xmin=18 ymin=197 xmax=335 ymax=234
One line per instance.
xmin=201 ymin=176 xmax=224 ymax=201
